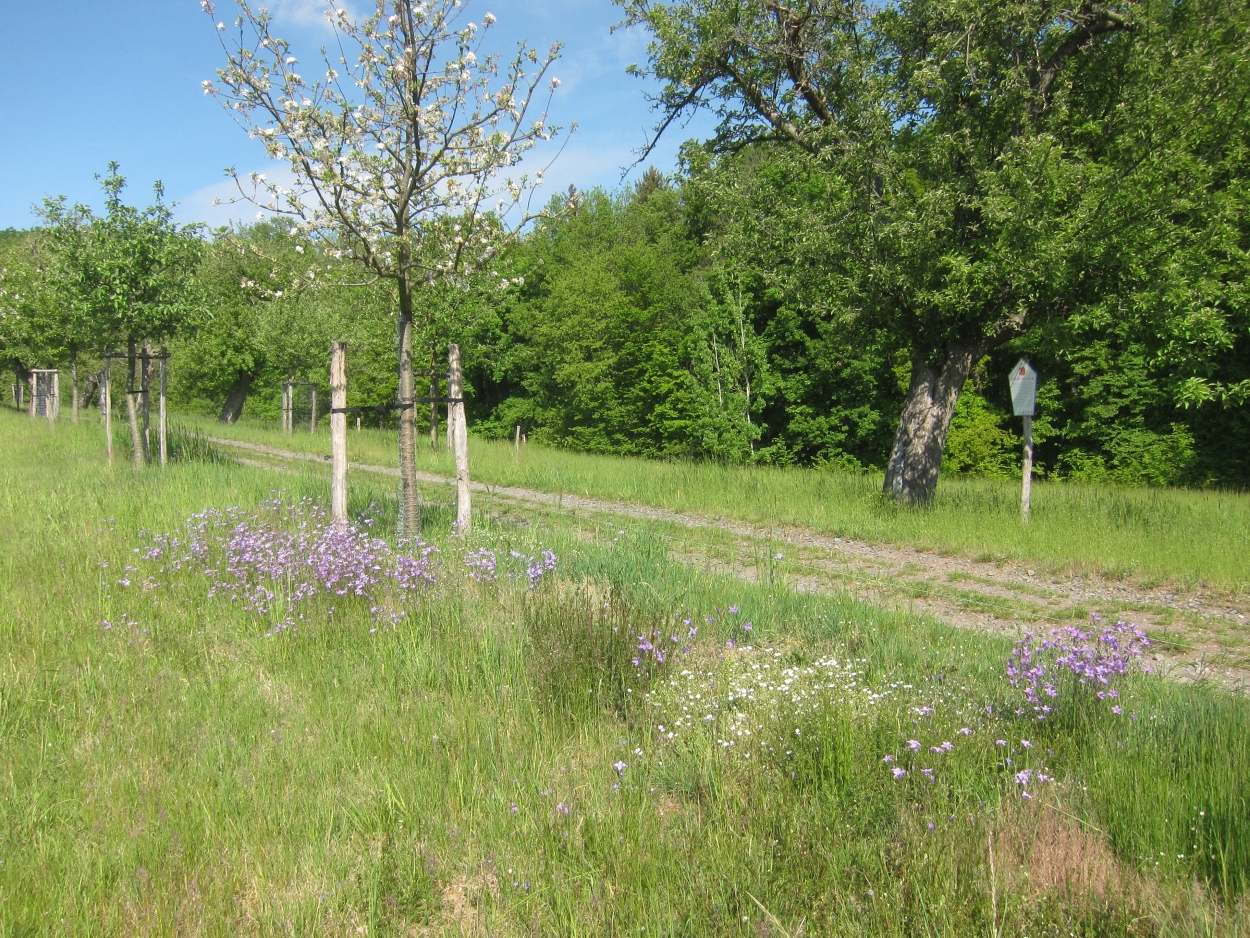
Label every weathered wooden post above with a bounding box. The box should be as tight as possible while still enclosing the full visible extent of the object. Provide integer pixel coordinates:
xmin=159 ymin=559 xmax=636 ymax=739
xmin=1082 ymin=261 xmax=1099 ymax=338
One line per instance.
xmin=448 ymin=344 xmax=471 ymax=531
xmin=158 ymin=350 xmax=168 ymax=468
xmin=1009 ymin=359 xmax=1038 ymax=523
xmin=28 ymin=373 xmax=35 ymax=417
xmin=515 ymin=424 xmax=521 ymax=461
xmin=141 ymin=347 xmax=152 ymax=461
xmin=330 ymin=342 xmax=348 ymax=523
xmin=104 ymin=359 xmax=114 ymax=466
xmin=50 ymin=371 xmax=59 ymax=422
xmin=310 ymin=387 xmax=317 ymax=433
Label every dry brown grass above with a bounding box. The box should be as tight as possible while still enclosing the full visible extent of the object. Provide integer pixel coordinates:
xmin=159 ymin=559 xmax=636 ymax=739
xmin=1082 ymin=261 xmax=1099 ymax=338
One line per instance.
xmin=994 ymin=798 xmax=1127 ymax=899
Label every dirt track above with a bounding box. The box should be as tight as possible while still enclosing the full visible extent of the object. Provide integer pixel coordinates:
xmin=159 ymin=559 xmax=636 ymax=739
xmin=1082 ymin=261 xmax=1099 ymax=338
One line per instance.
xmin=208 ymin=435 xmax=1250 ymax=690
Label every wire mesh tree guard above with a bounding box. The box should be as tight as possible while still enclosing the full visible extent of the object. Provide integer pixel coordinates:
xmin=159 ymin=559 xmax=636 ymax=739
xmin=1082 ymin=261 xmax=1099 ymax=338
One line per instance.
xmin=324 ymin=343 xmax=470 ymax=531
xmin=101 ymin=348 xmax=169 ymax=468
xmin=282 ymin=381 xmax=320 ymax=433
xmin=29 ymin=370 xmax=60 ymax=421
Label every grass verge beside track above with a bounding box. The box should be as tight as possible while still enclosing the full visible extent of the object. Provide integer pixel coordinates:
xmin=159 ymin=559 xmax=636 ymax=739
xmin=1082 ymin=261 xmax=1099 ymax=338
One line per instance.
xmin=2 ymin=410 xmax=1248 ymax=935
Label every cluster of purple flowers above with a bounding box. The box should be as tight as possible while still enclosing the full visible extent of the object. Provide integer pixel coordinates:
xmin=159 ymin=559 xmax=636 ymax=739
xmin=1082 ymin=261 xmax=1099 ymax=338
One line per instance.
xmin=134 ymin=498 xmax=438 ymax=626
xmin=633 ymin=614 xmax=699 ymax=668
xmin=1007 ymin=615 xmax=1152 ymax=719
xmin=525 ymin=550 xmax=559 ymax=589
xmin=463 ymin=548 xmax=558 ymax=588
xmin=465 ymin=548 xmax=499 ymax=582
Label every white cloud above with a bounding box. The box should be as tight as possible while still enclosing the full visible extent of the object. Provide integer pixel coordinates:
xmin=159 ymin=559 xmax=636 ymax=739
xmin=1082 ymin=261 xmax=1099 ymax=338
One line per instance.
xmin=173 ymin=163 xmax=296 ymax=230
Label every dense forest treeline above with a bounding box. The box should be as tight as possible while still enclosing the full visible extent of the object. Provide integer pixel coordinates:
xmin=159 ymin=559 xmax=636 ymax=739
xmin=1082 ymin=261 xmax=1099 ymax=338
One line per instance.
xmin=2 ymin=0 xmax=1248 ymax=490
xmin=4 ymin=154 xmax=1247 ymax=488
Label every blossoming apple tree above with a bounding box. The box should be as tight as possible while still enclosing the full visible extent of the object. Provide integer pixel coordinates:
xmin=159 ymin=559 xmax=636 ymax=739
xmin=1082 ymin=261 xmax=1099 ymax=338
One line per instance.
xmin=203 ymin=0 xmax=564 ymax=533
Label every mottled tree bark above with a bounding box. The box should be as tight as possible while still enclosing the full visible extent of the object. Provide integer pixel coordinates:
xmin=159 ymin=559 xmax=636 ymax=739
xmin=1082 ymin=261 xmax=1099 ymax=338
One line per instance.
xmin=883 ymin=344 xmax=982 ymax=504
xmin=219 ymin=373 xmax=252 ymax=424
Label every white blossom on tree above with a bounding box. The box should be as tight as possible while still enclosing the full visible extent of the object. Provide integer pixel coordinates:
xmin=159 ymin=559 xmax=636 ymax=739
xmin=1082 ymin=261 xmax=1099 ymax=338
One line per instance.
xmin=203 ymin=0 xmax=567 ymax=533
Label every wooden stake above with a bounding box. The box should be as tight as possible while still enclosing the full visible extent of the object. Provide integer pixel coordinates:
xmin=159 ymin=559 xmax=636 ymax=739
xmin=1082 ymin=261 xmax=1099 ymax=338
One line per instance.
xmin=141 ymin=347 xmax=151 ymax=461
xmin=127 ymin=392 xmax=144 ymax=470
xmin=449 ymin=344 xmax=471 ymax=532
xmin=104 ymin=361 xmax=113 ymax=466
xmin=515 ymin=424 xmax=521 ymax=461
xmin=1021 ymin=415 xmax=1033 ymax=523
xmin=330 ymin=342 xmax=348 ymax=523
xmin=50 ymin=371 xmax=59 ymax=422
xmin=310 ymin=388 xmax=317 ymax=433
xmin=159 ymin=353 xmax=168 ymax=468
xmin=71 ymin=358 xmax=79 ymax=422
xmin=28 ymin=373 xmax=35 ymax=417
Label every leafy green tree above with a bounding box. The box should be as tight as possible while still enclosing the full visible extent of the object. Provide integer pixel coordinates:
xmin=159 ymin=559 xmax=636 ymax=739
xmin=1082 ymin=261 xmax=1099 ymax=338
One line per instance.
xmin=620 ymin=0 xmax=1250 ymax=502
xmin=475 ymin=182 xmax=739 ymax=457
xmin=206 ymin=0 xmax=563 ymax=533
xmin=0 ymin=230 xmax=43 ymax=399
xmin=45 ymin=165 xmax=203 ymax=463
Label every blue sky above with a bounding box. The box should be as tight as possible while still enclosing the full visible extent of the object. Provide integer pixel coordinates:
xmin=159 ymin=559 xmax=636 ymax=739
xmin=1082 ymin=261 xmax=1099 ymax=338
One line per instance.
xmin=0 ymin=0 xmax=715 ymax=231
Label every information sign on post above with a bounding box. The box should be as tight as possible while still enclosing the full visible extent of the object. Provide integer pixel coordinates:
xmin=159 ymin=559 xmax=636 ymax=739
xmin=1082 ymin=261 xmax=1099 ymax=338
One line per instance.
xmin=1009 ymin=359 xmax=1037 ymax=521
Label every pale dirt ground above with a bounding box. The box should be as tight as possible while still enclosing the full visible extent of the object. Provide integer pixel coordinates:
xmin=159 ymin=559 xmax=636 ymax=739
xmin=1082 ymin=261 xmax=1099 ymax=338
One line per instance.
xmin=211 ymin=435 xmax=1250 ymax=691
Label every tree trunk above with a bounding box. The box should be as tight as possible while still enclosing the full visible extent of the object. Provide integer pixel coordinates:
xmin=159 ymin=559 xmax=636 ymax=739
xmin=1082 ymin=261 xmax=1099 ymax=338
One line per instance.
xmin=882 ymin=343 xmax=981 ymax=504
xmin=71 ymin=355 xmax=79 ymax=422
xmin=219 ymin=373 xmax=252 ymax=423
xmin=396 ymin=290 xmax=420 ymax=538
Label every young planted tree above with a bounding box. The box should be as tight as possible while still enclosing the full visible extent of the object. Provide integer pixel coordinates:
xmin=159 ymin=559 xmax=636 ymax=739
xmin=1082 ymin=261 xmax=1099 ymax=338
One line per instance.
xmin=70 ymin=167 xmax=203 ymax=466
xmin=204 ymin=0 xmax=564 ymax=534
xmin=0 ymin=231 xmax=42 ymax=400
xmin=620 ymin=0 xmax=1249 ymax=502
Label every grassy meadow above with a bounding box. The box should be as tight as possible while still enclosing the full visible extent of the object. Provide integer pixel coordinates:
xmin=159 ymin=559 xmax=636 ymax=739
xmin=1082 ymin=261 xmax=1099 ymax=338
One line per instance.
xmin=2 ymin=408 xmax=1250 ymax=935
xmin=180 ymin=413 xmax=1250 ymax=595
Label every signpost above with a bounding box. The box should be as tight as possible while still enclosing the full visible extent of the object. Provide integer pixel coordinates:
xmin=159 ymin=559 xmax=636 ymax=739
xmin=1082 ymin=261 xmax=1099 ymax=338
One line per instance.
xmin=1009 ymin=359 xmax=1038 ymax=522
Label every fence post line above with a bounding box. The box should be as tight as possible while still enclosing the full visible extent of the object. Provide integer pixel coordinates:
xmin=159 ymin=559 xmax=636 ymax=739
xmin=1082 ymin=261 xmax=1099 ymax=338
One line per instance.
xmin=104 ymin=359 xmax=113 ymax=466
xmin=449 ymin=344 xmax=471 ymax=532
xmin=159 ymin=351 xmax=168 ymax=469
xmin=330 ymin=342 xmax=348 ymax=523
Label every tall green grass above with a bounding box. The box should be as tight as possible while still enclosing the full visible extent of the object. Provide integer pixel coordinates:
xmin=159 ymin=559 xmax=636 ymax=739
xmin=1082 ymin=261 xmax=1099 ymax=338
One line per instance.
xmin=2 ymin=410 xmax=1247 ymax=935
xmin=179 ymin=412 xmax=1250 ymax=594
